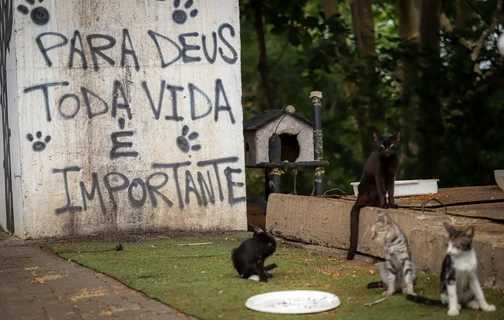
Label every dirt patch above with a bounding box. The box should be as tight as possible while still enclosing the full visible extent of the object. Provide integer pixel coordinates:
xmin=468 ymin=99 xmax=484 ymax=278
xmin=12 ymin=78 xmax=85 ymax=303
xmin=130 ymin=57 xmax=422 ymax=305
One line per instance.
xmin=26 ymin=228 xmax=248 ymax=251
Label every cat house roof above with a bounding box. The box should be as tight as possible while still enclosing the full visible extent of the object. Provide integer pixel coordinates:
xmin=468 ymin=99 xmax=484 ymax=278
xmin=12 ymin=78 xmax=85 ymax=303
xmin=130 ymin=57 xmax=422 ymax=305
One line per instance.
xmin=243 ymin=109 xmax=313 ymax=131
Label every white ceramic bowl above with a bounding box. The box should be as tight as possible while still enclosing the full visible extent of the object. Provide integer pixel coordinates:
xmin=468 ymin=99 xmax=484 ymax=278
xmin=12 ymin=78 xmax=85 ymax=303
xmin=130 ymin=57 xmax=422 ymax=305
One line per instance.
xmin=495 ymin=170 xmax=504 ymax=191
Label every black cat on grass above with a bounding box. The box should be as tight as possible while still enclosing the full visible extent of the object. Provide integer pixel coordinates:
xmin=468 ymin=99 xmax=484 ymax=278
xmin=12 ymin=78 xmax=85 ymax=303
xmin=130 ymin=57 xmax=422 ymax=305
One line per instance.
xmin=232 ymin=226 xmax=277 ymax=282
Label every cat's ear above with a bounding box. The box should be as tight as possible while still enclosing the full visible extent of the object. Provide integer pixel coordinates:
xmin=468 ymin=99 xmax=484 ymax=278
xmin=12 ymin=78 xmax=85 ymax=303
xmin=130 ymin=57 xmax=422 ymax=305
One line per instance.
xmin=443 ymin=222 xmax=457 ymax=236
xmin=373 ymin=132 xmax=380 ymax=142
xmin=464 ymin=226 xmax=474 ymax=238
xmin=394 ymin=132 xmax=401 ymax=141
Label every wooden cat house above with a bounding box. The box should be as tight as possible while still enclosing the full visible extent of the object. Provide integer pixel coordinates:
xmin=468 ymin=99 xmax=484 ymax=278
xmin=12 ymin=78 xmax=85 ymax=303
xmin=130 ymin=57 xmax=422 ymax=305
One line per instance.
xmin=243 ymin=106 xmax=314 ymax=167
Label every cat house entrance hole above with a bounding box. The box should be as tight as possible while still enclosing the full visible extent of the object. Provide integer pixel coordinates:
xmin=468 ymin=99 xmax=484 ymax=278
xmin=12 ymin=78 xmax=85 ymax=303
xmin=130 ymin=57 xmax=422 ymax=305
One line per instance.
xmin=278 ymin=133 xmax=300 ymax=162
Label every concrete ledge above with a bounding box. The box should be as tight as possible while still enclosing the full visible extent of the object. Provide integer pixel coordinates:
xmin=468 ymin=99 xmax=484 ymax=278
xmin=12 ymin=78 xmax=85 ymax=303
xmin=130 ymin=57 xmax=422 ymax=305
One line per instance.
xmin=266 ymin=194 xmax=504 ymax=288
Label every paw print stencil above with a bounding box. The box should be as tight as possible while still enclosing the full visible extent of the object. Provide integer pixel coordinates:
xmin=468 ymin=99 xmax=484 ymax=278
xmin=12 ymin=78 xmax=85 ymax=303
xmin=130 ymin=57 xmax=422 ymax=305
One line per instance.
xmin=176 ymin=125 xmax=201 ymax=153
xmin=172 ymin=0 xmax=198 ymax=25
xmin=17 ymin=0 xmax=50 ymax=26
xmin=26 ymin=131 xmax=51 ymax=152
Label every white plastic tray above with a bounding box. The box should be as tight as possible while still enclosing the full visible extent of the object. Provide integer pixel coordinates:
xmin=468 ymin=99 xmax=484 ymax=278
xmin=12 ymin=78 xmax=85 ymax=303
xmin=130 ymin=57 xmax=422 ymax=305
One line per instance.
xmin=350 ymin=179 xmax=439 ymax=197
xmin=245 ymin=290 xmax=340 ymax=314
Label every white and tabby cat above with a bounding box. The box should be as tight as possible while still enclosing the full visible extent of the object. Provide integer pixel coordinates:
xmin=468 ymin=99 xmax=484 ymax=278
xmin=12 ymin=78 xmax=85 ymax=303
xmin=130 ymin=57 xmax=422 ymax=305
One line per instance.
xmin=367 ymin=212 xmax=417 ymax=296
xmin=407 ymin=222 xmax=496 ymax=316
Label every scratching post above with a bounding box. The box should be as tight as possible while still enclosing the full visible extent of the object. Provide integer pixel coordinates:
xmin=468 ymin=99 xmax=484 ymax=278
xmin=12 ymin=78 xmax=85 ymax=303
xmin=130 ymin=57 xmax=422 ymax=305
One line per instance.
xmin=310 ymin=91 xmax=324 ymax=196
xmin=266 ymin=133 xmax=282 ymax=199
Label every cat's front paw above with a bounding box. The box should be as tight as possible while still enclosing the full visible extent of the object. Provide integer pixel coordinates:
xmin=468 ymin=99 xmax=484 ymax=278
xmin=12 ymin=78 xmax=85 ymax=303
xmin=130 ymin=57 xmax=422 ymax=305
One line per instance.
xmin=447 ymin=308 xmax=460 ymax=316
xmin=388 ymin=203 xmax=398 ymax=209
xmin=382 ymin=290 xmax=393 ymax=297
xmin=380 ymin=204 xmax=389 ymax=209
xmin=482 ymin=304 xmax=496 ymax=312
xmin=403 ymin=289 xmax=416 ymax=295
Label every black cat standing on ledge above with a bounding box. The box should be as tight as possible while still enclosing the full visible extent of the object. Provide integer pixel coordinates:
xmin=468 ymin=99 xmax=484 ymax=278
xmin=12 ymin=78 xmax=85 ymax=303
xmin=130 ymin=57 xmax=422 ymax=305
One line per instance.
xmin=347 ymin=132 xmax=401 ymax=260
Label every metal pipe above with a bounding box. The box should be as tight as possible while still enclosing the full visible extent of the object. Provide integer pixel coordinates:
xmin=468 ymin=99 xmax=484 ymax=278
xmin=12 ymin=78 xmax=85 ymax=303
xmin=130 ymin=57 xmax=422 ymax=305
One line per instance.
xmin=310 ymin=91 xmax=324 ymax=196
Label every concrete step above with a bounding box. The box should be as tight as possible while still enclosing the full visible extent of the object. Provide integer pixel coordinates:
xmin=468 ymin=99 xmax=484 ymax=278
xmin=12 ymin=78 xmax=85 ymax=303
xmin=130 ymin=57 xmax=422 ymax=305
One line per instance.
xmin=266 ymin=194 xmax=504 ymax=288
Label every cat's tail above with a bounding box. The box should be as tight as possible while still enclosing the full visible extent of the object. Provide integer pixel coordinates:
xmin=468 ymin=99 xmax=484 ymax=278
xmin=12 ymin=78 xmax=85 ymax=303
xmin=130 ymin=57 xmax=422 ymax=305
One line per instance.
xmin=347 ymin=204 xmax=361 ymax=260
xmin=406 ymin=294 xmax=446 ymax=307
xmin=366 ymin=281 xmax=384 ymax=289
xmin=264 ymin=263 xmax=278 ymax=271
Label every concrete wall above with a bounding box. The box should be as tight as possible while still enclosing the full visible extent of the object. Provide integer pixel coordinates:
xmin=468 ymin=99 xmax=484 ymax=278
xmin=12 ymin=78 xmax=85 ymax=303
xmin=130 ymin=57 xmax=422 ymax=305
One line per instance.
xmin=266 ymin=194 xmax=504 ymax=288
xmin=3 ymin=0 xmax=246 ymax=238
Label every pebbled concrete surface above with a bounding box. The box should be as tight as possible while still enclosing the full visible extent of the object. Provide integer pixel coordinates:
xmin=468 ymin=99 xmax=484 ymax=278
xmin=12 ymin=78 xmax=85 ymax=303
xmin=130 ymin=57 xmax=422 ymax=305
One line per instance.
xmin=0 ymin=231 xmax=198 ymax=320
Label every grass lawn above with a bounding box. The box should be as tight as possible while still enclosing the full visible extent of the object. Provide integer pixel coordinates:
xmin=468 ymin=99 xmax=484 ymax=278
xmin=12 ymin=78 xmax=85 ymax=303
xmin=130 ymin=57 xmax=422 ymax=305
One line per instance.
xmin=50 ymin=233 xmax=504 ymax=320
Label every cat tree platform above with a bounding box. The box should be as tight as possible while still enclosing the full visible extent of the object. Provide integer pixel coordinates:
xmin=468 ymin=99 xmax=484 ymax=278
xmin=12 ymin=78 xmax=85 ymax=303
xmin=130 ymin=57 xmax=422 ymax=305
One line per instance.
xmin=265 ymin=189 xmax=504 ymax=289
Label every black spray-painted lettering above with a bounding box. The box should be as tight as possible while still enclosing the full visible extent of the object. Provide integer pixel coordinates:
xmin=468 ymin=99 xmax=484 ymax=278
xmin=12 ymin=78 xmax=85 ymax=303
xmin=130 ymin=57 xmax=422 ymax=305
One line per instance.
xmin=36 ymin=32 xmax=68 ymax=67
xmin=202 ymin=32 xmax=217 ymax=63
xmin=185 ymin=170 xmax=202 ymax=206
xmin=224 ymin=167 xmax=246 ymax=205
xmin=196 ymin=156 xmax=240 ymax=202
xmin=68 ymin=30 xmax=88 ymax=70
xmin=129 ymin=178 xmax=147 ymax=208
xmin=197 ymin=171 xmax=215 ymax=206
xmin=80 ymin=172 xmax=106 ymax=215
xmin=58 ymin=93 xmax=80 ymax=120
xmin=24 ymin=78 xmax=235 ymax=123
xmin=217 ymin=23 xmax=238 ymax=64
xmin=112 ymin=80 xmax=132 ymax=120
xmin=110 ymin=131 xmax=139 ymax=159
xmin=165 ymin=84 xmax=185 ymax=121
xmin=179 ymin=32 xmax=201 ymax=63
xmin=23 ymin=81 xmax=69 ymax=122
xmin=146 ymin=172 xmax=173 ymax=208
xmin=142 ymin=80 xmax=165 ymax=120
xmin=81 ymin=86 xmax=109 ymax=119
xmin=148 ymin=30 xmax=182 ymax=68
xmin=53 ymin=158 xmax=244 ymax=214
xmin=52 ymin=166 xmax=83 ymax=214
xmin=152 ymin=161 xmax=191 ymax=209
xmin=121 ymin=28 xmax=140 ymax=71
xmin=103 ymin=172 xmax=129 ymax=213
xmin=214 ymin=78 xmax=235 ymax=124
xmin=36 ymin=24 xmax=238 ymax=71
xmin=189 ymin=82 xmax=212 ymax=120
xmin=87 ymin=34 xmax=116 ymax=71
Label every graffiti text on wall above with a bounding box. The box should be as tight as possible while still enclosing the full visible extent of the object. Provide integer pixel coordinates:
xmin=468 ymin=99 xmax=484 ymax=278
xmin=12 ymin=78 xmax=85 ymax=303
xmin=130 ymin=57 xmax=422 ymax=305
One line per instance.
xmin=35 ymin=25 xmax=238 ymax=71
xmin=53 ymin=156 xmax=245 ymax=216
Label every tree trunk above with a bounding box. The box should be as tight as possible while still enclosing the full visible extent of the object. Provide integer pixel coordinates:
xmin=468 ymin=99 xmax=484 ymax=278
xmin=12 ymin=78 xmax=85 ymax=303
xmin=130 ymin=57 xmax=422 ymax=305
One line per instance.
xmin=398 ymin=0 xmax=421 ymax=42
xmin=397 ymin=0 xmax=421 ymax=173
xmin=252 ymin=0 xmax=275 ymax=110
xmin=351 ymin=0 xmax=375 ymax=57
xmin=417 ymin=0 xmax=444 ymax=178
xmin=350 ymin=0 xmax=376 ymax=157
xmin=420 ymin=0 xmax=442 ymax=53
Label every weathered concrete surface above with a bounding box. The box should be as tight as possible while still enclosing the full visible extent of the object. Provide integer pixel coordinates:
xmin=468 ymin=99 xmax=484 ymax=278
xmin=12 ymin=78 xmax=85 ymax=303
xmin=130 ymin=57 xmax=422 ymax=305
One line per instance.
xmin=266 ymin=194 xmax=504 ymax=288
xmin=2 ymin=0 xmax=247 ymax=239
xmin=0 ymin=231 xmax=197 ymax=319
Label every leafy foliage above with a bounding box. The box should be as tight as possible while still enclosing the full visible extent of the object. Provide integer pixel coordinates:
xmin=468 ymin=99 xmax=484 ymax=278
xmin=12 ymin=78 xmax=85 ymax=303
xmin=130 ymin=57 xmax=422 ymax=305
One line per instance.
xmin=241 ymin=0 xmax=504 ymax=196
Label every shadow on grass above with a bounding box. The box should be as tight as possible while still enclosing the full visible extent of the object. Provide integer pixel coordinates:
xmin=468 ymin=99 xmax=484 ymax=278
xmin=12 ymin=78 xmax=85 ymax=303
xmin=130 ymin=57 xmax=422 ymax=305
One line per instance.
xmin=50 ymin=234 xmax=503 ymax=320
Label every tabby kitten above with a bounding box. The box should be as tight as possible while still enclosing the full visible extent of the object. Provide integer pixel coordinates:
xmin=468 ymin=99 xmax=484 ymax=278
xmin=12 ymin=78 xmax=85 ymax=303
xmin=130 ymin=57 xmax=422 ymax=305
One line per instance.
xmin=367 ymin=212 xmax=417 ymax=296
xmin=407 ymin=223 xmax=496 ymax=316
